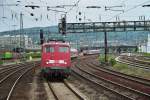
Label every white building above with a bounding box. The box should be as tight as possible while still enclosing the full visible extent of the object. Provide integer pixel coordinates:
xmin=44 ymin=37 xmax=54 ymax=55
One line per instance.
xmin=139 ymin=34 xmax=150 ymax=53
xmin=0 ymin=35 xmax=33 ymax=50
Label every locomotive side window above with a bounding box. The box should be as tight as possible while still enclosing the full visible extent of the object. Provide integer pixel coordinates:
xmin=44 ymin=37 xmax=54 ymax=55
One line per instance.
xmin=45 ymin=46 xmax=54 ymax=53
xmin=59 ymin=47 xmax=69 ymax=53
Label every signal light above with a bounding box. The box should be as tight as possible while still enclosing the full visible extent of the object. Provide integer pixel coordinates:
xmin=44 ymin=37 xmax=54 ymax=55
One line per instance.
xmin=40 ymin=29 xmax=44 ymax=45
xmin=61 ymin=17 xmax=66 ymax=35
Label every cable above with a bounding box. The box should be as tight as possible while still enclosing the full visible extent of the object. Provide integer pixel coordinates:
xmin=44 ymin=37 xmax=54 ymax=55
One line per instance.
xmin=106 ymin=0 xmax=150 ymax=21
xmin=66 ymin=0 xmax=82 ymax=14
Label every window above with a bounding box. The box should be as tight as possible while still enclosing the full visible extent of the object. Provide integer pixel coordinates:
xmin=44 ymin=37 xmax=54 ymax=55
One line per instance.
xmin=59 ymin=47 xmax=69 ymax=53
xmin=45 ymin=46 xmax=54 ymax=53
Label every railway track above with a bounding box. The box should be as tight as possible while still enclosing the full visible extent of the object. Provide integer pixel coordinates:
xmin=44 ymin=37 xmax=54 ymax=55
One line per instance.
xmin=6 ymin=67 xmax=34 ymax=100
xmin=116 ymin=56 xmax=150 ymax=70
xmin=72 ymin=56 xmax=150 ymax=100
xmin=47 ymin=80 xmax=87 ymax=100
xmin=0 ymin=62 xmax=39 ymax=100
xmin=0 ymin=64 xmax=18 ymax=70
xmin=72 ymin=66 xmax=132 ymax=100
xmin=134 ymin=56 xmax=150 ymax=65
xmin=90 ymin=61 xmax=150 ymax=86
xmin=0 ymin=63 xmax=27 ymax=80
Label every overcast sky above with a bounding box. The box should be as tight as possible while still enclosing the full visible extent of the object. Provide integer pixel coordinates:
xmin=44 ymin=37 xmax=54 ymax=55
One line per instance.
xmin=1 ymin=0 xmax=150 ymax=32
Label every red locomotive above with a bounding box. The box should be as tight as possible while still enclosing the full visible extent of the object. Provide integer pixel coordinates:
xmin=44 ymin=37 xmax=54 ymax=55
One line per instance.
xmin=41 ymin=40 xmax=71 ymax=78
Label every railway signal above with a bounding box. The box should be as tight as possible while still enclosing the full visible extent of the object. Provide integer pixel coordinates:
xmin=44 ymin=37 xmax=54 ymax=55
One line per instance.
xmin=61 ymin=16 xmax=66 ymax=35
xmin=40 ymin=29 xmax=44 ymax=45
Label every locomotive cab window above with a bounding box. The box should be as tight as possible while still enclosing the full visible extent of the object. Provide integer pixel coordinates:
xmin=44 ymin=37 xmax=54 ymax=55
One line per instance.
xmin=59 ymin=47 xmax=69 ymax=53
xmin=45 ymin=46 xmax=54 ymax=53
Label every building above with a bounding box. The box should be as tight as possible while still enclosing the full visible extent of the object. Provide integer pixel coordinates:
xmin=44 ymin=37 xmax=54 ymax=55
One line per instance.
xmin=139 ymin=34 xmax=150 ymax=53
xmin=0 ymin=35 xmax=33 ymax=51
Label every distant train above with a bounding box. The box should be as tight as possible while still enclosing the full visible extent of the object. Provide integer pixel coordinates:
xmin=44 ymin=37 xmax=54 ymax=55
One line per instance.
xmin=0 ymin=52 xmax=13 ymax=60
xmin=41 ymin=40 xmax=71 ymax=78
xmin=70 ymin=48 xmax=78 ymax=58
xmin=83 ymin=49 xmax=100 ymax=55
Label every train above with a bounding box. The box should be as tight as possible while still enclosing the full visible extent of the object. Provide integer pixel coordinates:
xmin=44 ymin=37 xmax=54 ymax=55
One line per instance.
xmin=40 ymin=40 xmax=72 ymax=78
xmin=70 ymin=48 xmax=78 ymax=59
xmin=83 ymin=49 xmax=100 ymax=55
xmin=0 ymin=52 xmax=13 ymax=60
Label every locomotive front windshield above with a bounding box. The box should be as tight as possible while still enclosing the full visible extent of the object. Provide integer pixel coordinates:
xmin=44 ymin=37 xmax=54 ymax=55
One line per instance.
xmin=44 ymin=46 xmax=69 ymax=53
xmin=59 ymin=46 xmax=69 ymax=53
xmin=45 ymin=46 xmax=54 ymax=53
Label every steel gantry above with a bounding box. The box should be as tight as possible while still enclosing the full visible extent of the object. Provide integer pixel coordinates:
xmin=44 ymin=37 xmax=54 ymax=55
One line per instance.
xmin=58 ymin=20 xmax=150 ymax=62
xmin=59 ymin=20 xmax=150 ymax=33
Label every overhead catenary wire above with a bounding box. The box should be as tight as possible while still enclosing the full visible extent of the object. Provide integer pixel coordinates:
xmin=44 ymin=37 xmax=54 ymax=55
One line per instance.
xmin=47 ymin=8 xmax=67 ymax=13
xmin=106 ymin=0 xmax=150 ymax=21
xmin=0 ymin=0 xmax=66 ymax=31
xmin=1 ymin=0 xmax=80 ymax=21
xmin=0 ymin=2 xmax=67 ymax=26
xmin=66 ymin=0 xmax=82 ymax=14
xmin=0 ymin=6 xmax=38 ymax=31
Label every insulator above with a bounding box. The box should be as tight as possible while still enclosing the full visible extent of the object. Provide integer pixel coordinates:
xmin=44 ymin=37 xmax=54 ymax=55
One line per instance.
xmin=30 ymin=13 xmax=34 ymax=16
xmin=79 ymin=12 xmax=81 ymax=15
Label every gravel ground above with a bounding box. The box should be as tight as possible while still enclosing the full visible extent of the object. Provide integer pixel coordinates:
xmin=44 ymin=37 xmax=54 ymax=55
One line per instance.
xmin=68 ymin=74 xmax=118 ymax=100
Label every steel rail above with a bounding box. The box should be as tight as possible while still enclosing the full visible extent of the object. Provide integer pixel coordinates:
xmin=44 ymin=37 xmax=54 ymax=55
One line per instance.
xmin=88 ymin=61 xmax=150 ymax=86
xmin=47 ymin=81 xmax=59 ymax=100
xmin=74 ymin=64 xmax=150 ymax=99
xmin=0 ymin=67 xmax=28 ymax=84
xmin=116 ymin=56 xmax=150 ymax=70
xmin=0 ymin=65 xmax=24 ymax=74
xmin=0 ymin=62 xmax=35 ymax=84
xmin=72 ymin=67 xmax=134 ymax=100
xmin=64 ymin=80 xmax=87 ymax=100
xmin=134 ymin=57 xmax=150 ymax=64
xmin=0 ymin=63 xmax=24 ymax=69
xmin=47 ymin=80 xmax=85 ymax=100
xmin=78 ymin=55 xmax=150 ymax=85
xmin=6 ymin=66 xmax=34 ymax=100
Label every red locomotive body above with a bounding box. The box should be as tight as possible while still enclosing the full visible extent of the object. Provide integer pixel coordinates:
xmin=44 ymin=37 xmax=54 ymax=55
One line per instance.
xmin=41 ymin=41 xmax=71 ymax=78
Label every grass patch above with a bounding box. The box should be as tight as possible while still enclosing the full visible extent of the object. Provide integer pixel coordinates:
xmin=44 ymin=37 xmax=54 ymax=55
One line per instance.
xmin=141 ymin=52 xmax=150 ymax=57
xmin=113 ymin=63 xmax=128 ymax=70
xmin=98 ymin=54 xmax=116 ymax=66
xmin=112 ymin=62 xmax=150 ymax=79
xmin=99 ymin=54 xmax=150 ymax=79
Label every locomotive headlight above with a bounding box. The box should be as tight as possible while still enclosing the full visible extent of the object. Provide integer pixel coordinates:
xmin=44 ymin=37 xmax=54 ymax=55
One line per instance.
xmin=59 ymin=60 xmax=65 ymax=64
xmin=46 ymin=60 xmax=55 ymax=64
xmin=59 ymin=60 xmax=67 ymax=64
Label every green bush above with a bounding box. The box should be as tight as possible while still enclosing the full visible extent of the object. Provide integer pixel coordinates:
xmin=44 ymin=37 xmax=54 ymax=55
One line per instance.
xmin=109 ymin=58 xmax=116 ymax=66
xmin=99 ymin=54 xmax=116 ymax=65
xmin=134 ymin=47 xmax=138 ymax=52
xmin=98 ymin=55 xmax=106 ymax=64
